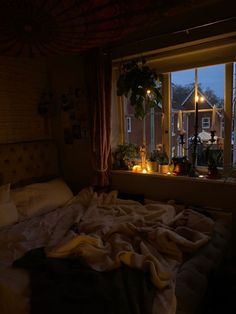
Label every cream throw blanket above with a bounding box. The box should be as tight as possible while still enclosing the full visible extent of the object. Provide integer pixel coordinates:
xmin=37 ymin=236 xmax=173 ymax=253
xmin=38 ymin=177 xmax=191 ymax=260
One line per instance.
xmin=47 ymin=187 xmax=214 ymax=314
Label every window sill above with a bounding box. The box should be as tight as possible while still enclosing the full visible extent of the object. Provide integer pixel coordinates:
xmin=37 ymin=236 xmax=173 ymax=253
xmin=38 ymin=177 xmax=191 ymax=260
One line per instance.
xmin=111 ymin=170 xmax=236 ymax=211
xmin=111 ymin=169 xmax=236 ymax=186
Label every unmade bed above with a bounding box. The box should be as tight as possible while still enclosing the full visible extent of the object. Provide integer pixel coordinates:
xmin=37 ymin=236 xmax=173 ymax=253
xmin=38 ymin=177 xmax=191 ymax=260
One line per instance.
xmin=0 ymin=141 xmax=232 ymax=314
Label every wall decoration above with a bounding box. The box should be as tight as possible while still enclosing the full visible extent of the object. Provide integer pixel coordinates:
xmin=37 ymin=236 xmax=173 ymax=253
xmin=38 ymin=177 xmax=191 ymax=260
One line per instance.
xmin=60 ymin=88 xmax=89 ymax=144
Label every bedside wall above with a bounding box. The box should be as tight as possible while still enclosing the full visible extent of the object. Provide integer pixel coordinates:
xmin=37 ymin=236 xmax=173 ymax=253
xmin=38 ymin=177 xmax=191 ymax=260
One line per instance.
xmin=47 ymin=54 xmax=93 ymax=190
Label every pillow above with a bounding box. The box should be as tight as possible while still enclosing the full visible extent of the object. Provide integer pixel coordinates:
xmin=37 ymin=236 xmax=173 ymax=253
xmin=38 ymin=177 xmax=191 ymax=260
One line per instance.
xmin=0 ymin=183 xmax=10 ymax=203
xmin=0 ymin=184 xmax=18 ymax=228
xmin=0 ymin=200 xmax=18 ymax=228
xmin=11 ymin=178 xmax=73 ymax=218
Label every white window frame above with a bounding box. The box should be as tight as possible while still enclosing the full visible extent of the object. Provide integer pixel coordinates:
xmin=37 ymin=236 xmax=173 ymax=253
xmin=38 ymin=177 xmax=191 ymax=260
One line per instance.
xmin=202 ymin=117 xmax=210 ymax=129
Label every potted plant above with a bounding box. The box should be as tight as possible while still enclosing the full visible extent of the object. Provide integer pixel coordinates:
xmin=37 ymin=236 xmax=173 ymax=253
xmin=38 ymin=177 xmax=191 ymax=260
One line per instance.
xmin=205 ymin=146 xmax=221 ymax=179
xmin=172 ymin=156 xmax=191 ymax=176
xmin=147 ymin=150 xmax=158 ymax=172
xmin=116 ymin=59 xmax=163 ymax=120
xmin=156 ymin=144 xmax=169 ymax=174
xmin=112 ymin=143 xmax=138 ymax=170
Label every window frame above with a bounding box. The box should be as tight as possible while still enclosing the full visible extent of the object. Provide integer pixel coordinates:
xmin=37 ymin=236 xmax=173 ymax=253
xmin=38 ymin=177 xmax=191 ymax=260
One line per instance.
xmin=162 ymin=63 xmax=234 ymax=176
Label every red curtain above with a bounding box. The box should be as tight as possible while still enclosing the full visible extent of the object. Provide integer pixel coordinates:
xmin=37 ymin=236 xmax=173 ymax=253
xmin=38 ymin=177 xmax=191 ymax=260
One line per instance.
xmin=87 ymin=48 xmax=112 ymax=187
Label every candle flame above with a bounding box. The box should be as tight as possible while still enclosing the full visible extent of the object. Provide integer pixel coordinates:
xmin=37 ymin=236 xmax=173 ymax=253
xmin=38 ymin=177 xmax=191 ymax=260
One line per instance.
xmin=132 ymin=165 xmax=141 ymax=172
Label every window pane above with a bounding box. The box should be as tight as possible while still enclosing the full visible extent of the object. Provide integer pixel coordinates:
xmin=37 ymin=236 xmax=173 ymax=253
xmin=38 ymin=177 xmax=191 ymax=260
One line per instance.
xmin=124 ymin=95 xmax=163 ymax=158
xmin=198 ymin=65 xmax=224 ymax=168
xmin=171 ymin=64 xmax=224 ymax=168
xmin=171 ymin=69 xmax=194 ymax=159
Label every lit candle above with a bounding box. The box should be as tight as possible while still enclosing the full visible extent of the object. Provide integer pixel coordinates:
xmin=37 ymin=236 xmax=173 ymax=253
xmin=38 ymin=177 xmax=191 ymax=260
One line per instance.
xmin=211 ymin=105 xmax=216 ymax=131
xmin=177 ymin=110 xmax=184 ymax=134
xmin=132 ymin=165 xmax=141 ymax=172
xmin=194 ymin=68 xmax=199 ymax=132
xmin=195 ymin=96 xmax=199 ymax=129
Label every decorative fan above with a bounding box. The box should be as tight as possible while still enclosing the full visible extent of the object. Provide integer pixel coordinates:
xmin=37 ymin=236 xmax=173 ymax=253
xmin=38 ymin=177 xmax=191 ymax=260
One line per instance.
xmin=0 ymin=0 xmax=214 ymax=57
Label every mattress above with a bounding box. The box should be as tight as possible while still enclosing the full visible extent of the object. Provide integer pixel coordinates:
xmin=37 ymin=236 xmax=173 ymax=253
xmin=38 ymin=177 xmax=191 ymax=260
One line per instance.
xmin=176 ymin=219 xmax=231 ymax=314
xmin=0 ymin=188 xmax=232 ymax=314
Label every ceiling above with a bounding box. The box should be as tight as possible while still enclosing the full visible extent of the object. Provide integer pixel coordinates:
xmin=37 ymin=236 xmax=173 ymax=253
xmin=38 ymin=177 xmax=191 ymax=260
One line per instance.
xmin=0 ymin=0 xmax=235 ymax=58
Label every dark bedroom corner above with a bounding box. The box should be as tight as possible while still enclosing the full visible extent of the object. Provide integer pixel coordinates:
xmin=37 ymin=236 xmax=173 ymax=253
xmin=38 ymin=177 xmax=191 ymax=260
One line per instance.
xmin=0 ymin=1 xmax=236 ymax=314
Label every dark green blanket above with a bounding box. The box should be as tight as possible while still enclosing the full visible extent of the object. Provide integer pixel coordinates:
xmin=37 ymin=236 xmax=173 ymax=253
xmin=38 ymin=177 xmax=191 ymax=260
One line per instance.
xmin=14 ymin=248 xmax=156 ymax=314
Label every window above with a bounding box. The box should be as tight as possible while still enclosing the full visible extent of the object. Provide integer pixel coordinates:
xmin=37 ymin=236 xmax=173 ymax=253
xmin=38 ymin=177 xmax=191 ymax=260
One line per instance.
xmin=202 ymin=117 xmax=210 ymax=129
xmin=126 ymin=116 xmax=132 ymax=133
xmin=112 ymin=37 xmax=236 ymax=176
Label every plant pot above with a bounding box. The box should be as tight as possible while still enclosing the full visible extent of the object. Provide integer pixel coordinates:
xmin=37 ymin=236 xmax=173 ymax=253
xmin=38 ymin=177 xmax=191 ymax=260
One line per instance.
xmin=147 ymin=161 xmax=158 ymax=172
xmin=207 ymin=166 xmax=219 ymax=179
xmin=158 ymin=164 xmax=169 ymax=174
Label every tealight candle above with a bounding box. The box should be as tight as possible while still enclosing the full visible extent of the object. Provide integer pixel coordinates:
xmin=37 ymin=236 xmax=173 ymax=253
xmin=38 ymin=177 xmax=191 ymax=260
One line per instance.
xmin=177 ymin=110 xmax=185 ymax=134
xmin=211 ymin=105 xmax=216 ymax=131
xmin=132 ymin=165 xmax=141 ymax=172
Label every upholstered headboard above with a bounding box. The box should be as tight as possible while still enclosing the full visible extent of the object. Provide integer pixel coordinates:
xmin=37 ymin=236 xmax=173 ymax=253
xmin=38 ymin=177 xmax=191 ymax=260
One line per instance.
xmin=0 ymin=140 xmax=60 ymax=186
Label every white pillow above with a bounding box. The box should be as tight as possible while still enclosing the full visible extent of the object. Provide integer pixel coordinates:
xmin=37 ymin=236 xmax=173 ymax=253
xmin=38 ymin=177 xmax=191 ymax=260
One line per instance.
xmin=11 ymin=178 xmax=73 ymax=218
xmin=0 ymin=184 xmax=18 ymax=228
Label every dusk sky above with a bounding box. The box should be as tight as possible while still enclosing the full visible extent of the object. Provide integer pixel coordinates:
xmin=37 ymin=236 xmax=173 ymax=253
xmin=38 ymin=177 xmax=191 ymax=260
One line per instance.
xmin=171 ymin=64 xmax=225 ymax=99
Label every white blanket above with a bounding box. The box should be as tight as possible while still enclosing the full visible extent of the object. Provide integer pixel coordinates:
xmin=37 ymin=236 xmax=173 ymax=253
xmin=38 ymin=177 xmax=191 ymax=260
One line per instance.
xmin=0 ymin=187 xmax=215 ymax=314
xmin=47 ymin=187 xmax=214 ymax=314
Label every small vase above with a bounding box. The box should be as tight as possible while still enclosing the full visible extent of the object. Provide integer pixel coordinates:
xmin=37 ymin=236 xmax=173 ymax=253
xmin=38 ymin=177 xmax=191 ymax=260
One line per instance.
xmin=158 ymin=164 xmax=169 ymax=174
xmin=147 ymin=161 xmax=158 ymax=172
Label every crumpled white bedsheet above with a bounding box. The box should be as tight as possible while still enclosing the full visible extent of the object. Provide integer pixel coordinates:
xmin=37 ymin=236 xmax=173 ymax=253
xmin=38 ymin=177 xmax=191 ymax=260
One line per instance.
xmin=0 ymin=187 xmax=231 ymax=314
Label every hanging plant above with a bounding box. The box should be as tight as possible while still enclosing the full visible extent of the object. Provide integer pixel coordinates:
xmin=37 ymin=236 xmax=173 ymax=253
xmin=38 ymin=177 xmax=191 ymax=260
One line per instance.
xmin=117 ymin=59 xmax=163 ymax=119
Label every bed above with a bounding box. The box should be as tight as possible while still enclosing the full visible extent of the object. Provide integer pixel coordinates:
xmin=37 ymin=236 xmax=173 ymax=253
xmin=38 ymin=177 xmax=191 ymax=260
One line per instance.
xmin=0 ymin=140 xmax=232 ymax=314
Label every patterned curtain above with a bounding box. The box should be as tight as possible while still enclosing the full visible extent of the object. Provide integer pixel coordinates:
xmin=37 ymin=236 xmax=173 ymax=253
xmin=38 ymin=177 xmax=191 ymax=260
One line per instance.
xmin=87 ymin=48 xmax=112 ymax=187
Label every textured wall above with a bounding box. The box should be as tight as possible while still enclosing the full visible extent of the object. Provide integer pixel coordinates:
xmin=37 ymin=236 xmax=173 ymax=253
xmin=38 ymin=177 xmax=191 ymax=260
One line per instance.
xmin=47 ymin=54 xmax=93 ymax=190
xmin=0 ymin=56 xmax=52 ymax=143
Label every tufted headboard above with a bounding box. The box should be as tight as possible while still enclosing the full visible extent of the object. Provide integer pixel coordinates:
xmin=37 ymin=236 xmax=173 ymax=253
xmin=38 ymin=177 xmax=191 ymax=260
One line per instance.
xmin=0 ymin=140 xmax=60 ymax=186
